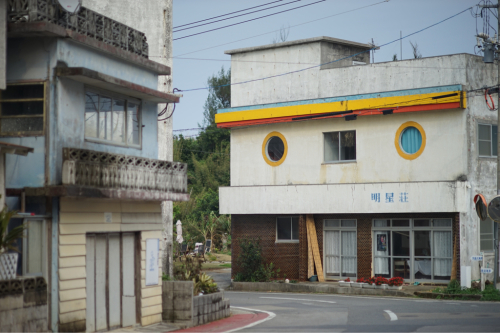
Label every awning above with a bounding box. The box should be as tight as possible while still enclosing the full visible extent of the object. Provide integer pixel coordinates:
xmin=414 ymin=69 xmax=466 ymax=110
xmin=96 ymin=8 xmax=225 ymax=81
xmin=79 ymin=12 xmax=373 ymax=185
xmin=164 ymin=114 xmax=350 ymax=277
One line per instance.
xmin=0 ymin=142 xmax=34 ymax=156
xmin=56 ymin=67 xmax=181 ymax=103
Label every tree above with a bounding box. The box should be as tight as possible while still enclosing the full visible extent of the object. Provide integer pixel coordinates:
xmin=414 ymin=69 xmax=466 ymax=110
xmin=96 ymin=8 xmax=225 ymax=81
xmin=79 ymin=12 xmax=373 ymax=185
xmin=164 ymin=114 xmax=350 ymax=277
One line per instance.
xmin=409 ymin=41 xmax=422 ymax=59
xmin=272 ymin=25 xmax=290 ymax=44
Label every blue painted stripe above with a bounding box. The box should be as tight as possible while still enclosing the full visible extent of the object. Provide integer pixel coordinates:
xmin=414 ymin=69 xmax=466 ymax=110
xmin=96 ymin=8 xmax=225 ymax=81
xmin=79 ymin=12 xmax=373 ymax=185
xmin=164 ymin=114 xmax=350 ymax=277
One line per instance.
xmin=217 ymin=84 xmax=462 ymax=114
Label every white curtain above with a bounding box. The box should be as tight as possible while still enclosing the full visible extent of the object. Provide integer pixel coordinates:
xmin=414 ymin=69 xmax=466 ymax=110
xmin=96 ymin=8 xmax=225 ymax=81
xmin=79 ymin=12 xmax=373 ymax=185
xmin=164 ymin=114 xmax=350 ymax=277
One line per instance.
xmin=434 ymin=231 xmax=452 ymax=277
xmin=325 ymin=231 xmax=340 ymax=274
xmin=342 ymin=231 xmax=357 ymax=274
xmin=374 ymin=231 xmax=389 ymax=274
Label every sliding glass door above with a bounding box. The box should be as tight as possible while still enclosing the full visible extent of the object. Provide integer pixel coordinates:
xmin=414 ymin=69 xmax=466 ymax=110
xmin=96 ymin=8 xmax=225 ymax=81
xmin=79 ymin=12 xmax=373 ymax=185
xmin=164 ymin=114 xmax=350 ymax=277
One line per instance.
xmin=324 ymin=220 xmax=357 ymax=278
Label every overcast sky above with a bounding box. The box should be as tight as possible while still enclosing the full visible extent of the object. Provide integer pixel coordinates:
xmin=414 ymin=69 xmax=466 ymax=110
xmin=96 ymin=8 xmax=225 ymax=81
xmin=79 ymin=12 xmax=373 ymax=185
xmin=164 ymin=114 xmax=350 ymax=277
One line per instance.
xmin=169 ymin=0 xmax=485 ymax=133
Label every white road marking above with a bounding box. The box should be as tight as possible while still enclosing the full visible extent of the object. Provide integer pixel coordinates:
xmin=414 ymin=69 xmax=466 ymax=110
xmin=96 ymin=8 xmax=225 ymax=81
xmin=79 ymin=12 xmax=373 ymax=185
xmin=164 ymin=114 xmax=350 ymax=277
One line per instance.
xmin=260 ymin=297 xmax=336 ymax=303
xmin=384 ymin=310 xmax=398 ymax=321
xmin=225 ymin=307 xmax=276 ymax=333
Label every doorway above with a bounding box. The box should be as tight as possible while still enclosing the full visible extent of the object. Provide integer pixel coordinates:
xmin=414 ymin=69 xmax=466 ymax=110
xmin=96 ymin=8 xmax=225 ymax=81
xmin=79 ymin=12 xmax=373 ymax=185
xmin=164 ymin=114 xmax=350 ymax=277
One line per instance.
xmin=86 ymin=233 xmax=137 ymax=332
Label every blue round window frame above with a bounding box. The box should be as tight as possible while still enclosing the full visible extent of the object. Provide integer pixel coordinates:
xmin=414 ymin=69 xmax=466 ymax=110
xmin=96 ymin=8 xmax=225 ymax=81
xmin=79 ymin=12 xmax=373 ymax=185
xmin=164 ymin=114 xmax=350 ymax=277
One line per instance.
xmin=400 ymin=126 xmax=422 ymax=154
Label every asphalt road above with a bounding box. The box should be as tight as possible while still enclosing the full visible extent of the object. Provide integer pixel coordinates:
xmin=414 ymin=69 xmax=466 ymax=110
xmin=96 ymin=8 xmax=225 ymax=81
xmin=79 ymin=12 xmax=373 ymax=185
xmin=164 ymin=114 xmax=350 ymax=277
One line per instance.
xmin=225 ymin=291 xmax=500 ymax=332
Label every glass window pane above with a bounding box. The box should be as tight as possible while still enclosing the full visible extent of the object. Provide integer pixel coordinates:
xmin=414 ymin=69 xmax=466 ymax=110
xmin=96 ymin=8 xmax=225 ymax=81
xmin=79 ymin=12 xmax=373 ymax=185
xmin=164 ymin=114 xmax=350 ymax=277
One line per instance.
xmin=341 ymin=231 xmax=356 ymax=256
xmin=340 ymin=131 xmax=356 ymax=160
xmin=85 ymin=92 xmax=98 ymax=138
xmin=342 ymin=257 xmax=357 ymax=276
xmin=324 ymin=132 xmax=340 ymax=162
xmin=414 ymin=258 xmax=432 ymax=279
xmin=434 ymin=259 xmax=451 ymax=280
xmin=341 ymin=220 xmax=356 ymax=228
xmin=1 ymin=117 xmax=43 ymax=133
xmin=414 ymin=219 xmax=430 ymax=227
xmin=374 ymin=257 xmax=390 ymax=277
xmin=479 ymin=124 xmax=491 ymax=140
xmin=291 ymin=217 xmax=299 ymax=240
xmin=480 ymin=217 xmax=494 ymax=251
xmin=1 ymin=84 xmax=43 ymax=99
xmin=374 ymin=219 xmax=389 ymax=227
xmin=414 ymin=231 xmax=431 ymax=256
xmin=267 ymin=136 xmax=284 ymax=161
xmin=493 ymin=125 xmax=498 ymax=156
xmin=112 ymin=99 xmax=125 ymax=143
xmin=325 ymin=220 xmax=340 ymax=228
xmin=479 ymin=141 xmax=492 ymax=156
xmin=394 ymin=258 xmax=410 ymax=279
xmin=1 ymin=101 xmax=43 ymax=116
xmin=325 ymin=231 xmax=340 ymax=255
xmin=433 ymin=219 xmax=452 ymax=227
xmin=99 ymin=96 xmax=112 ymax=140
xmin=127 ymin=102 xmax=140 ymax=145
xmin=434 ymin=231 xmax=452 ymax=257
xmin=27 ymin=221 xmax=43 ymax=275
xmin=393 ymin=231 xmax=410 ymax=256
xmin=277 ymin=217 xmax=291 ymax=240
xmin=392 ymin=219 xmax=409 ymax=227
xmin=400 ymin=127 xmax=422 ymax=154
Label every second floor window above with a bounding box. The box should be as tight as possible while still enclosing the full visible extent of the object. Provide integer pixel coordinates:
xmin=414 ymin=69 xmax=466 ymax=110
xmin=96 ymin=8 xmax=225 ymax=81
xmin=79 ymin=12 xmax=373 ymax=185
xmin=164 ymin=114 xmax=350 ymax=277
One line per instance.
xmin=85 ymin=90 xmax=141 ymax=147
xmin=478 ymin=123 xmax=497 ymax=157
xmin=324 ymin=130 xmax=356 ymax=162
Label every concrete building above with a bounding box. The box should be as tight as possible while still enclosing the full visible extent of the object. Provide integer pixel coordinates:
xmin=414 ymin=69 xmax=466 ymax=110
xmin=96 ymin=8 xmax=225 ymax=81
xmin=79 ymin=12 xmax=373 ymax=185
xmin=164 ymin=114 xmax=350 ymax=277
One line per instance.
xmin=4 ymin=1 xmax=186 ymax=332
xmin=217 ymin=36 xmax=498 ymax=284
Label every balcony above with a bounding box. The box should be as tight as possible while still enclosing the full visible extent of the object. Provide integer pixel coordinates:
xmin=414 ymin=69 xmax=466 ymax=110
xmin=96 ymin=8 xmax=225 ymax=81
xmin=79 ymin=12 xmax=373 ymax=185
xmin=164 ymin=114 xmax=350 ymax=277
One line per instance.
xmin=25 ymin=148 xmax=189 ymax=202
xmin=8 ymin=0 xmax=148 ymax=58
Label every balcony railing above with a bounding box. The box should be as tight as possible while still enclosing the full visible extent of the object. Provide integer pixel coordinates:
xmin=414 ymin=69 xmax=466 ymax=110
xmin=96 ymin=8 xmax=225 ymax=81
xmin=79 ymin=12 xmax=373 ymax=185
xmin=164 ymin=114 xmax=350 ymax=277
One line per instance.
xmin=8 ymin=0 xmax=148 ymax=58
xmin=62 ymin=148 xmax=187 ymax=195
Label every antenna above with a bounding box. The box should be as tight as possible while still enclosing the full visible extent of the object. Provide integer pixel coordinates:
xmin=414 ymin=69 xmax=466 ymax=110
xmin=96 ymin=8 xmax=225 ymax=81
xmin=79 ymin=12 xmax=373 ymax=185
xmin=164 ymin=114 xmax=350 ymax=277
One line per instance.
xmin=55 ymin=0 xmax=81 ymax=14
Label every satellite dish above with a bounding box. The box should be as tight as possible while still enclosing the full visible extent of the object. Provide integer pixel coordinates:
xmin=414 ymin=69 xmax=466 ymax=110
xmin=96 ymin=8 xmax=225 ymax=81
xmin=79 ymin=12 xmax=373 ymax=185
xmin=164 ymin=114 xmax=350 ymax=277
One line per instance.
xmin=488 ymin=195 xmax=500 ymax=221
xmin=56 ymin=0 xmax=81 ymax=14
xmin=474 ymin=194 xmax=488 ymax=221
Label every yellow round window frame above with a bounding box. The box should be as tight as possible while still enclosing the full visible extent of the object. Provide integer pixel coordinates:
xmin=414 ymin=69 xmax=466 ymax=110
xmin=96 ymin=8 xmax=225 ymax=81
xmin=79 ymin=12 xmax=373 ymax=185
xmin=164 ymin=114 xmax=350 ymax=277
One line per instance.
xmin=262 ymin=131 xmax=288 ymax=166
xmin=394 ymin=121 xmax=426 ymax=160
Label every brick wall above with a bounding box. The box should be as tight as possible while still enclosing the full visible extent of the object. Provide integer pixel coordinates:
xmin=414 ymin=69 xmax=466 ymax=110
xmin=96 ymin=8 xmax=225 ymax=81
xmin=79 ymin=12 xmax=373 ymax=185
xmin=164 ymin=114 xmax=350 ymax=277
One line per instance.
xmin=232 ymin=213 xmax=460 ymax=282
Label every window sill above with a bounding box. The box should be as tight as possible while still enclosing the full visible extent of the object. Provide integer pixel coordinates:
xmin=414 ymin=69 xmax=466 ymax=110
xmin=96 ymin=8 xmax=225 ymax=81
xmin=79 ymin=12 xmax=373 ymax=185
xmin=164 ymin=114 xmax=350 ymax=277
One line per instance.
xmin=275 ymin=240 xmax=299 ymax=244
xmin=85 ymin=138 xmax=142 ymax=150
xmin=478 ymin=155 xmax=497 ymax=159
xmin=322 ymin=160 xmax=357 ymax=165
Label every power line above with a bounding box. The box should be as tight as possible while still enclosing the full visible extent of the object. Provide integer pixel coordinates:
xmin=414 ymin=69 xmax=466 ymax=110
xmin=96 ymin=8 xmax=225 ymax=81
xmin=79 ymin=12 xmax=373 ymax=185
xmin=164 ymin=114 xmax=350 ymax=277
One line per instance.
xmin=173 ymin=0 xmax=284 ymax=29
xmin=172 ymin=0 xmax=388 ymax=57
xmin=173 ymin=0 xmax=302 ymax=33
xmin=173 ymin=0 xmax=327 ymax=41
xmin=175 ymin=6 xmax=472 ymax=93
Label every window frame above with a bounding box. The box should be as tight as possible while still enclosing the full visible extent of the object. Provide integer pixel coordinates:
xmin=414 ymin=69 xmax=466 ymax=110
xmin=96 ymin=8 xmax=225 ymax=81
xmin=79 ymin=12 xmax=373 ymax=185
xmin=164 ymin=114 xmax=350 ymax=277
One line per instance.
xmin=0 ymin=81 xmax=47 ymax=137
xmin=323 ymin=219 xmax=357 ymax=279
xmin=322 ymin=130 xmax=357 ymax=164
xmin=84 ymin=87 xmax=142 ymax=149
xmin=372 ymin=218 xmax=453 ymax=282
xmin=478 ymin=122 xmax=498 ymax=158
xmin=275 ymin=216 xmax=299 ymax=243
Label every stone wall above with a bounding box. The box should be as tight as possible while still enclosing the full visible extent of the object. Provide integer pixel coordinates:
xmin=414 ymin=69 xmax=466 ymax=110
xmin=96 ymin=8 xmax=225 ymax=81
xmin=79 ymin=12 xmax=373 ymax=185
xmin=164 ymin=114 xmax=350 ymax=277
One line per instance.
xmin=0 ymin=277 xmax=48 ymax=332
xmin=162 ymin=281 xmax=230 ymax=327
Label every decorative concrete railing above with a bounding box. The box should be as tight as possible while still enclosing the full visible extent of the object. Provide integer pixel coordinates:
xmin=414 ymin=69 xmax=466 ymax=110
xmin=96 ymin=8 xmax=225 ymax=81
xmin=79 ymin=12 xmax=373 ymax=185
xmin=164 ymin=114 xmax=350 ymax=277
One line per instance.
xmin=62 ymin=148 xmax=187 ymax=194
xmin=8 ymin=0 xmax=148 ymax=58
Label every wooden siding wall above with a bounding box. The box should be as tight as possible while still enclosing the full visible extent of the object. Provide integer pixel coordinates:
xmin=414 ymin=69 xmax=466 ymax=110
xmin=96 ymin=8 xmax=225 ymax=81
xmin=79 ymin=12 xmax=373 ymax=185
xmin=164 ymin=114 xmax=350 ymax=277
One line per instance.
xmin=58 ymin=198 xmax=163 ymax=332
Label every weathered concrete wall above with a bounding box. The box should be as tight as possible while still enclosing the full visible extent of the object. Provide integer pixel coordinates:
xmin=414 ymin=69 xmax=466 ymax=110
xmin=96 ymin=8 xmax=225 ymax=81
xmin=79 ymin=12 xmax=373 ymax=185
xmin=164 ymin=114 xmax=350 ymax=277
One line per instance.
xmin=0 ymin=277 xmax=48 ymax=332
xmin=82 ymin=0 xmax=175 ymax=277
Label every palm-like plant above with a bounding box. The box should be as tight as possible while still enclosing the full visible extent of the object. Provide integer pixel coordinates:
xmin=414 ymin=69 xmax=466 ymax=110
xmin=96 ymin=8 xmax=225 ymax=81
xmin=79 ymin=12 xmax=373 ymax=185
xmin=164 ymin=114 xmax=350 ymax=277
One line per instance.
xmin=0 ymin=206 xmax=25 ymax=254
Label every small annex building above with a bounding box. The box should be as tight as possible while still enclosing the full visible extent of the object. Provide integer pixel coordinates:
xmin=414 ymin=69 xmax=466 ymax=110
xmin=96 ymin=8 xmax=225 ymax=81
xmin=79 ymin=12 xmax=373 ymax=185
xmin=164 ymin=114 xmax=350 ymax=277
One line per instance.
xmin=217 ymin=36 xmax=498 ymax=284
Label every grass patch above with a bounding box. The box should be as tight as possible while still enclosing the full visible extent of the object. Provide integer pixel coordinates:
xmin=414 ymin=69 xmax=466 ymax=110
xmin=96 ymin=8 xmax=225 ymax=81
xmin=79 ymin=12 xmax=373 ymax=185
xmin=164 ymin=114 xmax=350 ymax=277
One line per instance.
xmin=430 ymin=279 xmax=500 ymax=301
xmin=219 ymin=263 xmax=231 ymax=268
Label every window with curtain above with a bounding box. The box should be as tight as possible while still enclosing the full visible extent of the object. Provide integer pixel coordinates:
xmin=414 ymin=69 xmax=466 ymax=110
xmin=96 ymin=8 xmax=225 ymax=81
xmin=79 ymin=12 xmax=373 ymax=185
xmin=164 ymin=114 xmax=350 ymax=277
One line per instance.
xmin=324 ymin=219 xmax=357 ymax=278
xmin=478 ymin=123 xmax=498 ymax=157
xmin=400 ymin=126 xmax=422 ymax=154
xmin=324 ymin=131 xmax=356 ymax=162
xmin=85 ymin=89 xmax=141 ymax=147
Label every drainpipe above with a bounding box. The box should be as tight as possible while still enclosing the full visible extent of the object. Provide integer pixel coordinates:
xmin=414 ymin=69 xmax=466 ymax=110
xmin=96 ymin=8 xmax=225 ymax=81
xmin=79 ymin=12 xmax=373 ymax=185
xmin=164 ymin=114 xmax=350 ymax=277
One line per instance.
xmin=51 ymin=198 xmax=59 ymax=332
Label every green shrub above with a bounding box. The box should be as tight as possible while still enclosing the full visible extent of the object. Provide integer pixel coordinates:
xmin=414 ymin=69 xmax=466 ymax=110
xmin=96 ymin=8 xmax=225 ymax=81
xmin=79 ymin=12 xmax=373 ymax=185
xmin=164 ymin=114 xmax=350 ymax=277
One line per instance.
xmin=162 ymin=273 xmax=172 ymax=281
xmin=174 ymin=256 xmax=202 ymax=281
xmin=193 ymin=272 xmax=218 ymax=295
xmin=234 ymin=237 xmax=280 ymax=282
xmin=207 ymin=253 xmax=217 ymax=261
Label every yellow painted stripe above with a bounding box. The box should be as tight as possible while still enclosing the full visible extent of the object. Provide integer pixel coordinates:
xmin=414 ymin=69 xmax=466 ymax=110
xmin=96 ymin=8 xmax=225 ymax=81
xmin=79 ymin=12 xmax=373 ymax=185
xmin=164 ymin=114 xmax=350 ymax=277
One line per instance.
xmin=215 ymin=91 xmax=463 ymax=124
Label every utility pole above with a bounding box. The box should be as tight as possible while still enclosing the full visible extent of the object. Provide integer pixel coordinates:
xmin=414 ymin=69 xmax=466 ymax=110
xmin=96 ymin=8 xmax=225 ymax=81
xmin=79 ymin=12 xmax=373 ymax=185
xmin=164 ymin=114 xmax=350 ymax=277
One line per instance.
xmin=478 ymin=2 xmax=499 ymax=289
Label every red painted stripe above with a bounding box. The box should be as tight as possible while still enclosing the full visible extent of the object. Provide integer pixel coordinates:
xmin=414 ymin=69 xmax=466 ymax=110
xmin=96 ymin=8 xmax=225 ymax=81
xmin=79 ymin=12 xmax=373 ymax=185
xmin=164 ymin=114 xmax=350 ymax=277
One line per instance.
xmin=173 ymin=313 xmax=269 ymax=333
xmin=217 ymin=102 xmax=461 ymax=128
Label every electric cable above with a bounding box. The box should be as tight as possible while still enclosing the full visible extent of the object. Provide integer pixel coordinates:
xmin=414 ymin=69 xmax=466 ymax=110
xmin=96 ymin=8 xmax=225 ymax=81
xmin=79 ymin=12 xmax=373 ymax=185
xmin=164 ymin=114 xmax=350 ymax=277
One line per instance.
xmin=173 ymin=0 xmax=285 ymax=29
xmin=171 ymin=0 xmax=388 ymax=57
xmin=173 ymin=0 xmax=327 ymax=41
xmin=158 ymin=88 xmax=181 ymax=121
xmin=174 ymin=6 xmax=472 ymax=93
xmin=173 ymin=0 xmax=303 ymax=33
xmin=485 ymin=88 xmax=496 ymax=110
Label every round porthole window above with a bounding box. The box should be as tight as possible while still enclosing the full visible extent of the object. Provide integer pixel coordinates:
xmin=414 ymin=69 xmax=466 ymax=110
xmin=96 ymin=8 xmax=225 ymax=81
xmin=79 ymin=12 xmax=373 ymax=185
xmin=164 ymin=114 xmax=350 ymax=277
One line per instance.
xmin=395 ymin=121 xmax=426 ymax=160
xmin=262 ymin=131 xmax=288 ymax=166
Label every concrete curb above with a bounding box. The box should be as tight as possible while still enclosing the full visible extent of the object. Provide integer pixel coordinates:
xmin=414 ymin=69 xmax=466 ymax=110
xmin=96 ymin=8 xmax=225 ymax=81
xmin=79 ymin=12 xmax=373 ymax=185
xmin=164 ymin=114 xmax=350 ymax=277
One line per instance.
xmin=230 ymin=282 xmax=411 ymax=297
xmin=414 ymin=291 xmax=483 ymax=300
